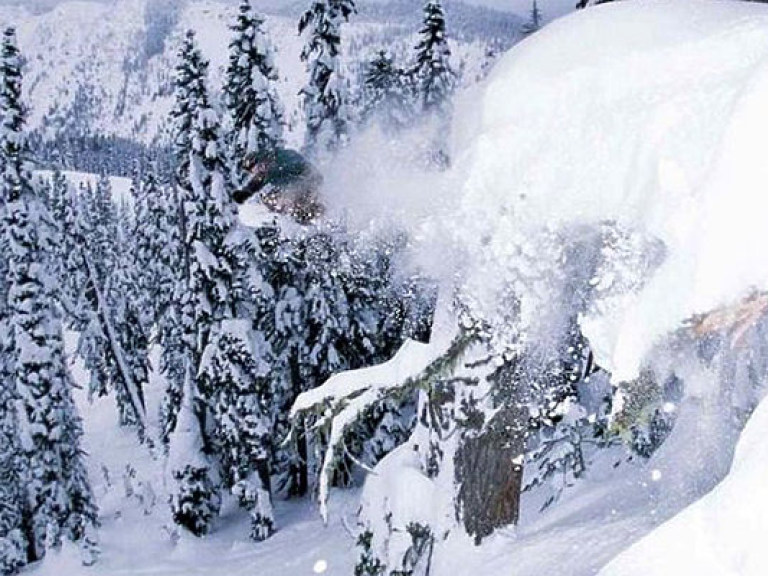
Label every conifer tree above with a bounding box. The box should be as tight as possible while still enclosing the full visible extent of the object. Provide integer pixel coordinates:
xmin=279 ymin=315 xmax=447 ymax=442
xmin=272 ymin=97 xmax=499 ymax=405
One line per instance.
xmin=131 ymin=169 xmax=182 ymax=355
xmin=299 ymin=0 xmax=356 ymax=156
xmin=0 ymin=27 xmax=98 ymax=564
xmin=161 ymin=30 xmax=210 ymax=444
xmin=167 ymin=30 xmax=276 ymax=537
xmin=412 ymin=0 xmax=456 ymax=168
xmin=360 ymin=49 xmax=413 ymax=132
xmin=522 ymin=0 xmax=543 ymax=35
xmin=166 ymin=30 xmax=224 ymax=535
xmin=75 ymin=174 xmax=148 ymax=437
xmin=225 ymin=0 xmax=283 ymax=183
xmin=413 ymin=0 xmax=455 ymax=116
xmin=0 ymin=338 xmax=25 ymax=574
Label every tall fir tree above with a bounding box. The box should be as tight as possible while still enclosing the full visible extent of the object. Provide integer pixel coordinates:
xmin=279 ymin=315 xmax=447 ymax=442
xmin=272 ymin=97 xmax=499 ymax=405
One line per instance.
xmin=131 ymin=170 xmax=180 ymax=333
xmin=166 ymin=30 xmax=223 ymax=536
xmin=413 ymin=0 xmax=455 ymax=115
xmin=0 ymin=27 xmax=98 ymax=565
xmin=225 ymin=0 xmax=284 ymax=185
xmin=161 ymin=30 xmax=210 ymax=445
xmin=298 ymin=0 xmax=356 ymax=156
xmin=75 ymin=174 xmax=148 ymax=438
xmin=360 ymin=50 xmax=414 ymax=132
xmin=522 ymin=0 xmax=543 ymax=34
xmin=412 ymin=0 xmax=456 ymax=168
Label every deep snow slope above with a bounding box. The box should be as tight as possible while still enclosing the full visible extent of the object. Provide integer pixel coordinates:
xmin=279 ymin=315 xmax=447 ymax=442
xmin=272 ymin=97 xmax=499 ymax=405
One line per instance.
xmin=29 ymin=340 xmax=359 ymax=576
xmin=600 ymin=394 xmax=768 ymax=576
xmin=449 ymin=0 xmax=768 ymax=381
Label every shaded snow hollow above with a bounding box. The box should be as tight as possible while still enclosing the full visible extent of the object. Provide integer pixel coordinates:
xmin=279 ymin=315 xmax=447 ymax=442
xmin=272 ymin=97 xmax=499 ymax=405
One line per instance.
xmin=451 ymin=0 xmax=768 ymax=381
xmin=601 ymin=390 xmax=768 ymax=576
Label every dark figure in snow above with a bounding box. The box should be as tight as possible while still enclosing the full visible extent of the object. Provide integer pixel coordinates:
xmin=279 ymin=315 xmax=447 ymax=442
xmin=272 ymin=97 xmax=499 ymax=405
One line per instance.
xmin=233 ymin=148 xmax=324 ymax=224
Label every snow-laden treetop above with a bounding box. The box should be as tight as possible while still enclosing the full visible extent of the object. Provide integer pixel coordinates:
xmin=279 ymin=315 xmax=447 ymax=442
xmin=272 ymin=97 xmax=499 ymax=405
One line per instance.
xmin=449 ymin=0 xmax=768 ymax=381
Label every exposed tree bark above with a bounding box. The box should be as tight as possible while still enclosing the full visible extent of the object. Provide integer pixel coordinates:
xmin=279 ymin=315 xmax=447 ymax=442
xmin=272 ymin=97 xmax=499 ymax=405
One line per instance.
xmin=455 ymin=364 xmax=528 ymax=544
xmin=83 ymin=254 xmax=148 ymax=433
xmin=290 ymin=349 xmax=309 ymax=496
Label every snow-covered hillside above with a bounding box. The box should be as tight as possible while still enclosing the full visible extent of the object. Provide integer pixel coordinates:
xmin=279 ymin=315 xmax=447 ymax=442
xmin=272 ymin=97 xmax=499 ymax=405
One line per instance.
xmin=601 ymin=394 xmax=768 ymax=576
xmin=0 ymin=0 xmax=517 ymax=146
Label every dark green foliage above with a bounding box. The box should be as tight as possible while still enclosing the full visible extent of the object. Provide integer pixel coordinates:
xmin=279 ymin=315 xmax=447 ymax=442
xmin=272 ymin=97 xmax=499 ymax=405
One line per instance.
xmin=170 ymin=465 xmax=221 ymax=537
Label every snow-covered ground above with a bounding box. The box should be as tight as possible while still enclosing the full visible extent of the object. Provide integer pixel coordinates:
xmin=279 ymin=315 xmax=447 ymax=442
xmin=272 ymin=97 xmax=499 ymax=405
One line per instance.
xmin=31 ymin=340 xmax=359 ymax=576
xmin=601 ymin=395 xmax=768 ymax=576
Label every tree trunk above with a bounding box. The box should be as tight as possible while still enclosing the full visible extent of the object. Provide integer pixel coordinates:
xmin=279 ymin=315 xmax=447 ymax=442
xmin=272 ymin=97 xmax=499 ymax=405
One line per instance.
xmin=290 ymin=350 xmax=309 ymax=497
xmin=455 ymin=366 xmax=528 ymax=544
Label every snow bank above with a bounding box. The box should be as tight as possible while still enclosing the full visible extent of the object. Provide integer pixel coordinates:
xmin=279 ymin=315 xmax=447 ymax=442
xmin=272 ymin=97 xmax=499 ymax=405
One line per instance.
xmin=450 ymin=0 xmax=768 ymax=380
xmin=600 ymin=394 xmax=768 ymax=576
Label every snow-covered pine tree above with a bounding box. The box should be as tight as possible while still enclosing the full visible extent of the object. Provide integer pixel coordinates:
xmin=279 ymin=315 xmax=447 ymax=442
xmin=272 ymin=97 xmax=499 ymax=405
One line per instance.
xmin=0 ymin=27 xmax=98 ymax=564
xmin=360 ymin=49 xmax=414 ymax=133
xmin=199 ymin=320 xmax=275 ymax=540
xmin=168 ymin=376 xmax=221 ymax=537
xmin=131 ymin=170 xmax=180 ymax=332
xmin=225 ymin=0 xmax=284 ymax=184
xmin=413 ymin=0 xmax=455 ymax=116
xmin=412 ymin=0 xmax=456 ymax=168
xmin=167 ymin=30 xmax=276 ymax=538
xmin=166 ymin=30 xmax=225 ymax=536
xmin=522 ymin=0 xmax=543 ymax=35
xmin=161 ymin=30 xmax=210 ymax=445
xmin=299 ymin=0 xmax=356 ymax=156
xmin=0 ymin=302 xmax=25 ymax=573
xmin=0 ymin=57 xmax=25 ymax=570
xmin=190 ymin=99 xmax=279 ymax=540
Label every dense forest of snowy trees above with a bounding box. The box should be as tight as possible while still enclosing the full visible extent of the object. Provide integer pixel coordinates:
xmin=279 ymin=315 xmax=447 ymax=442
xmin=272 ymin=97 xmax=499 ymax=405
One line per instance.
xmin=5 ymin=0 xmax=768 ymax=575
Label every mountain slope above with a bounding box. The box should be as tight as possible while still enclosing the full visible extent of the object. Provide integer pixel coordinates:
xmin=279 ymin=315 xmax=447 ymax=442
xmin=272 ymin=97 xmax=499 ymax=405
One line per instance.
xmin=0 ymin=0 xmax=520 ymax=147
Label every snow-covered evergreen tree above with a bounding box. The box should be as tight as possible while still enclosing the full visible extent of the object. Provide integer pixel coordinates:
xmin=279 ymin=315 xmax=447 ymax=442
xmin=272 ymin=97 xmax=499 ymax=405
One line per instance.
xmin=0 ymin=27 xmax=98 ymax=564
xmin=131 ymin=170 xmax=180 ymax=332
xmin=0 ymin=343 xmax=26 ymax=573
xmin=166 ymin=30 xmax=226 ymax=536
xmin=167 ymin=30 xmax=278 ymax=538
xmin=225 ymin=0 xmax=283 ymax=182
xmin=412 ymin=0 xmax=456 ymax=168
xmin=199 ymin=320 xmax=275 ymax=540
xmin=299 ymin=0 xmax=356 ymax=156
xmin=73 ymin=174 xmax=149 ymax=438
xmin=360 ymin=49 xmax=414 ymax=132
xmin=413 ymin=0 xmax=455 ymax=116
xmin=522 ymin=0 xmax=543 ymax=35
xmin=161 ymin=30 xmax=210 ymax=445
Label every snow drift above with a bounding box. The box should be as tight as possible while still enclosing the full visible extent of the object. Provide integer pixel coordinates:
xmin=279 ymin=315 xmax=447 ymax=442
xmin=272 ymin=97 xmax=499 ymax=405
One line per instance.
xmin=449 ymin=0 xmax=768 ymax=381
xmin=600 ymin=389 xmax=768 ymax=576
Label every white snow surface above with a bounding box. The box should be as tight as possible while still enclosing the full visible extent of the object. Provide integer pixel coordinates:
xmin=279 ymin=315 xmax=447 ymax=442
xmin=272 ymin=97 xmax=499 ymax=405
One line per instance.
xmin=601 ymin=393 xmax=768 ymax=576
xmin=449 ymin=0 xmax=768 ymax=381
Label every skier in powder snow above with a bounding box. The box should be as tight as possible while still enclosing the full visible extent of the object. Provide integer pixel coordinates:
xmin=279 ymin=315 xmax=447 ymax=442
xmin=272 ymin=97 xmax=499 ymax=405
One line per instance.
xmin=233 ymin=148 xmax=324 ymax=224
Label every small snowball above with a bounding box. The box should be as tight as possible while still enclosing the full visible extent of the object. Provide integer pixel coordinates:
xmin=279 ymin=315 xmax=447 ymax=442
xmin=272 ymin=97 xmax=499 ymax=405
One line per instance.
xmin=651 ymin=469 xmax=662 ymax=482
xmin=313 ymin=559 xmax=328 ymax=574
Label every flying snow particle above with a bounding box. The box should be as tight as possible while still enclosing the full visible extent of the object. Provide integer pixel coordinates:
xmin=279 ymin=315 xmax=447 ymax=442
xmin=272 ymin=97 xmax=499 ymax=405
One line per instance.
xmin=313 ymin=559 xmax=328 ymax=574
xmin=662 ymin=402 xmax=676 ymax=414
xmin=651 ymin=469 xmax=662 ymax=482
